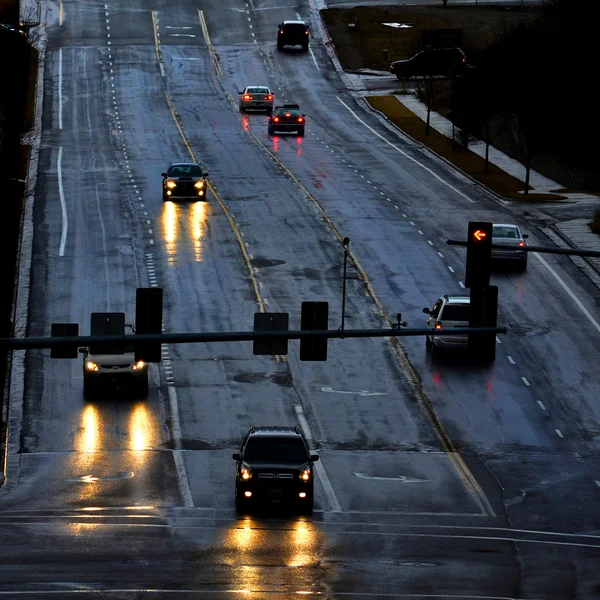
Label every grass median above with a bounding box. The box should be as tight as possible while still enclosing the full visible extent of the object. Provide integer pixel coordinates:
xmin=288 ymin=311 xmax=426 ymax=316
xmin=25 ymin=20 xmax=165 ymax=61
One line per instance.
xmin=367 ymin=96 xmax=566 ymax=201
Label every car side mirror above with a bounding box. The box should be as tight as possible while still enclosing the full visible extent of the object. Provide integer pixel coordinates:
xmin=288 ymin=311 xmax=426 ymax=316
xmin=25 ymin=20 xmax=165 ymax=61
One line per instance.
xmin=78 ymin=347 xmax=86 ymax=354
xmin=203 ymin=173 xmax=209 ymax=178
xmin=161 ymin=172 xmax=167 ymax=177
xmin=238 ymin=91 xmax=242 ymax=94
xmin=232 ymin=453 xmax=240 ymax=460
xmin=278 ymin=23 xmax=282 ymax=28
xmin=422 ymin=308 xmax=431 ymax=314
xmin=522 ymin=234 xmax=529 ymax=239
xmin=310 ymin=454 xmax=319 ymax=462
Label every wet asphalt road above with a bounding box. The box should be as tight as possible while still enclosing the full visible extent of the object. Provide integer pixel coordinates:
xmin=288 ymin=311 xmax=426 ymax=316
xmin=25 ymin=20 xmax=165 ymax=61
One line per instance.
xmin=1 ymin=0 xmax=600 ymax=597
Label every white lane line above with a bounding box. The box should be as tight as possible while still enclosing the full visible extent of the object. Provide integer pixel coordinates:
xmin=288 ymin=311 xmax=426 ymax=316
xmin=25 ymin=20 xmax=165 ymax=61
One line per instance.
xmin=427 ymin=240 xmax=434 ymax=245
xmin=294 ymin=404 xmax=341 ymax=512
xmin=533 ymin=252 xmax=600 ymax=335
xmin=58 ymin=48 xmax=63 ymax=129
xmin=595 ymin=480 xmax=600 ymax=491
xmin=159 ymin=62 xmax=165 ymax=77
xmin=337 ymin=97 xmax=476 ymax=203
xmin=437 ymin=251 xmax=444 ymax=258
xmin=447 ymin=266 xmax=455 ymax=273
xmin=309 ymin=46 xmax=320 ymax=70
xmin=507 ymin=356 xmax=515 ymax=365
xmin=168 ymin=387 xmax=194 ymax=507
xmin=57 ymin=146 xmax=68 ymax=256
xmin=458 ymin=281 xmax=465 ymax=288
xmin=537 ymin=400 xmax=546 ymax=411
xmin=555 ymin=429 xmax=564 ymax=439
xmin=496 ymin=337 xmax=502 ymax=344
xmin=521 ymin=377 xmax=530 ymax=386
xmin=418 ymin=230 xmax=424 ymax=235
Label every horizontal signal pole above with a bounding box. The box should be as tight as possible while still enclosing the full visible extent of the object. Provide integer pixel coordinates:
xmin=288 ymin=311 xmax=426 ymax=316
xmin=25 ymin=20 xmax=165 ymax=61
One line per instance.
xmin=0 ymin=327 xmax=507 ymax=352
xmin=447 ymin=240 xmax=600 ymax=258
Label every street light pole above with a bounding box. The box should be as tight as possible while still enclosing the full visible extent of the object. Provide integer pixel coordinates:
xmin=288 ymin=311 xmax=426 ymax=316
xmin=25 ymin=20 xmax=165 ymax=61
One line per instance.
xmin=341 ymin=237 xmax=350 ymax=333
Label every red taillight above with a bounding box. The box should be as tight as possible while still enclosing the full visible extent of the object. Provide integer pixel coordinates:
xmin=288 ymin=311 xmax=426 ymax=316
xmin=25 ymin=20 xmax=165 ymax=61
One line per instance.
xmin=297 ymin=117 xmax=304 ymax=123
xmin=243 ymin=94 xmax=252 ymax=100
xmin=273 ymin=117 xmax=279 ymax=122
xmin=305 ymin=30 xmax=309 ymax=34
xmin=285 ymin=113 xmax=291 ymax=117
xmin=266 ymin=95 xmax=273 ymax=101
xmin=462 ymin=58 xmax=466 ymax=63
xmin=279 ymin=30 xmax=284 ymax=34
xmin=518 ymin=241 xmax=525 ymax=247
xmin=434 ymin=322 xmax=442 ymax=330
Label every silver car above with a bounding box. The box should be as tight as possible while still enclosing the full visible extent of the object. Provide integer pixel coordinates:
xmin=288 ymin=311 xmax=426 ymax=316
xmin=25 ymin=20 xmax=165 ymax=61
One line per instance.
xmin=492 ymin=223 xmax=528 ymax=271
xmin=423 ymin=294 xmax=471 ymax=353
xmin=239 ymin=86 xmax=274 ymax=114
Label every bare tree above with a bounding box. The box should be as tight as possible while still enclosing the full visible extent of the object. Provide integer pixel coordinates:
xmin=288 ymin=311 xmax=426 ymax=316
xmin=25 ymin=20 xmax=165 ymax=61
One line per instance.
xmin=502 ymin=113 xmax=540 ymax=195
xmin=413 ymin=74 xmax=452 ymax=137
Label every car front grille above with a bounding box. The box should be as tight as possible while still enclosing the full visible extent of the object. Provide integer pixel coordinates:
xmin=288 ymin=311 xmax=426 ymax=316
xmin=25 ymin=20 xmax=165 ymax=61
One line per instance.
xmin=258 ymin=473 xmax=294 ymax=479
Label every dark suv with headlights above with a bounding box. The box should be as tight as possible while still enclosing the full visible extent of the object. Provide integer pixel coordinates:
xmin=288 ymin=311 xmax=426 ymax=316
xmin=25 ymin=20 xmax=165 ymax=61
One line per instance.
xmin=233 ymin=425 xmax=319 ymax=513
xmin=161 ymin=162 xmax=209 ymax=202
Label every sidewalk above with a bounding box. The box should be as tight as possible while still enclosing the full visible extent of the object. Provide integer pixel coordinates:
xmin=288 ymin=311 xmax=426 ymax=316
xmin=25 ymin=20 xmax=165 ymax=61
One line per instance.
xmin=391 ymin=94 xmax=600 ymax=277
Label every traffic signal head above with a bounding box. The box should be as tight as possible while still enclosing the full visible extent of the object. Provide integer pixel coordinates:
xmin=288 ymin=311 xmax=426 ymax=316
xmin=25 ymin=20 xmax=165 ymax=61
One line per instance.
xmin=465 ymin=221 xmax=493 ymax=288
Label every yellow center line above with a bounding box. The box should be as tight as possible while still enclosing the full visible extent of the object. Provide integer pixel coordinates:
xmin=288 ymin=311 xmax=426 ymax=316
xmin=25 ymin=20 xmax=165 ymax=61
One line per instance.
xmin=198 ymin=10 xmax=223 ymax=78
xmin=151 ymin=11 xmax=162 ymax=64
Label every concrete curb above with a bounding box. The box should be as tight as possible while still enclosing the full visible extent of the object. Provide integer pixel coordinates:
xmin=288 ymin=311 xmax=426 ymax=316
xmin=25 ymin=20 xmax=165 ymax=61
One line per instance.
xmin=0 ymin=4 xmax=46 ymax=495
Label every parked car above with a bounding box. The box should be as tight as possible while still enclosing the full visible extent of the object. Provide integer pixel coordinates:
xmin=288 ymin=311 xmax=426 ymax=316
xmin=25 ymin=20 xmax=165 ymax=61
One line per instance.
xmin=390 ymin=47 xmax=467 ymax=80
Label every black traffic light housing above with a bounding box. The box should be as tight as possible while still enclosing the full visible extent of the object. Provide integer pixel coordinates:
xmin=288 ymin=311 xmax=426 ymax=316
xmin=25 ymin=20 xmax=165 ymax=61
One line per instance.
xmin=465 ymin=221 xmax=492 ymax=288
xmin=300 ymin=301 xmax=328 ymax=361
xmin=135 ymin=287 xmax=163 ymax=362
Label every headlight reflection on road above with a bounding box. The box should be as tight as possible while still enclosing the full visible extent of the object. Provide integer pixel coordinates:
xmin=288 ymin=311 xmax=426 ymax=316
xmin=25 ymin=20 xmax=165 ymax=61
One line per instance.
xmin=129 ymin=402 xmax=154 ymax=453
xmin=76 ymin=404 xmax=100 ymax=454
xmin=162 ymin=201 xmax=180 ymax=265
xmin=286 ymin=521 xmax=319 ymax=568
xmin=189 ymin=200 xmax=207 ymax=262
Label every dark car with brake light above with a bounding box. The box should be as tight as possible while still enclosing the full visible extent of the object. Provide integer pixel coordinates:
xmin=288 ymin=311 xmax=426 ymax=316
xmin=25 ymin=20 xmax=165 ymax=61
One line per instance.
xmin=268 ymin=104 xmax=306 ymax=136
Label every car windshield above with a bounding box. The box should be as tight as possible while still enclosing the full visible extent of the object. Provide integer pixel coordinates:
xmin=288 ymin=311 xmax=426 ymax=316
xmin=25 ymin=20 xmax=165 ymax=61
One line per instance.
xmin=441 ymin=305 xmax=470 ymax=321
xmin=248 ymin=87 xmax=269 ymax=94
xmin=244 ymin=436 xmax=308 ymax=462
xmin=168 ymin=165 xmax=202 ymax=177
xmin=493 ymin=226 xmax=519 ymax=238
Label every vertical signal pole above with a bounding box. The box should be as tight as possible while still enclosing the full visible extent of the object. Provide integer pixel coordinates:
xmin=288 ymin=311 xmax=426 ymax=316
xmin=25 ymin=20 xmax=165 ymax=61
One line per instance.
xmin=341 ymin=237 xmax=350 ymax=334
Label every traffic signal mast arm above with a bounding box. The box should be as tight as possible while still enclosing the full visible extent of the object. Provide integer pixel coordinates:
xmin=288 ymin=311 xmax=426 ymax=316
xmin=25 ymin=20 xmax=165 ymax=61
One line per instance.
xmin=1 ymin=326 xmax=507 ymax=352
xmin=447 ymin=240 xmax=600 ymax=258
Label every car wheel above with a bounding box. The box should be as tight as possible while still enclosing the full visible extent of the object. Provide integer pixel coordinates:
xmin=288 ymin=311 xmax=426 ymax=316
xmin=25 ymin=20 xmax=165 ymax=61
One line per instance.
xmin=518 ymin=259 xmax=528 ymax=272
xmin=425 ymin=335 xmax=432 ymax=350
xmin=277 ymin=42 xmax=283 ymax=51
xmin=268 ymin=126 xmax=274 ymax=136
xmin=302 ymin=42 xmax=309 ymax=52
xmin=297 ymin=127 xmax=305 ymax=137
xmin=266 ymin=108 xmax=272 ymax=116
xmin=162 ymin=192 xmax=169 ymax=202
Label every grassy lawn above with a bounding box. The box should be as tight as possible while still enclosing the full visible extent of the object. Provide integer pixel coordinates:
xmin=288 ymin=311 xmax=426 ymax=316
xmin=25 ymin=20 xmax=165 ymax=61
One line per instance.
xmin=320 ymin=5 xmax=541 ymax=71
xmin=322 ymin=5 xmax=566 ymax=201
